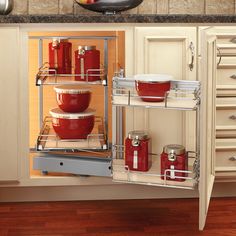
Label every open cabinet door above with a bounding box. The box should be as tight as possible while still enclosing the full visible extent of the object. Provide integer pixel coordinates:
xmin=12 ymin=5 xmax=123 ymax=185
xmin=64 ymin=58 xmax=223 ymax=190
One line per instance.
xmin=199 ymin=28 xmax=217 ymax=230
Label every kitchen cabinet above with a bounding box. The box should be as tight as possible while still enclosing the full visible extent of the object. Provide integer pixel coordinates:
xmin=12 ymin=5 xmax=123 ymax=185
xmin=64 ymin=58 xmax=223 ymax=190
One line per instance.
xmin=0 ymin=27 xmax=19 ymax=182
xmin=0 ymin=24 xmax=236 ymax=231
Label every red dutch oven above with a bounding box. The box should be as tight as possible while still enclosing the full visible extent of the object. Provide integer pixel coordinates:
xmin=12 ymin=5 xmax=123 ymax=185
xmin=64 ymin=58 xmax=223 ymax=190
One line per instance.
xmin=135 ymin=74 xmax=173 ymax=102
xmin=50 ymin=108 xmax=95 ymax=140
xmin=54 ymin=85 xmax=91 ymax=113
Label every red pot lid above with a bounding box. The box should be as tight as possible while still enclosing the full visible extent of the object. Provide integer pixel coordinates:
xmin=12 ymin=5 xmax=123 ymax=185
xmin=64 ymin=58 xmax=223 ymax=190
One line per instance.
xmin=134 ymin=74 xmax=173 ymax=83
xmin=50 ymin=108 xmax=95 ymax=119
xmin=54 ymin=85 xmax=91 ymax=94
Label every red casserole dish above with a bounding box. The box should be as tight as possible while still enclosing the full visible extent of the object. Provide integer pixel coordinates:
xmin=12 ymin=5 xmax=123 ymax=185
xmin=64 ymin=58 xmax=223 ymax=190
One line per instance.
xmin=50 ymin=108 xmax=95 ymax=140
xmin=54 ymin=85 xmax=91 ymax=113
xmin=135 ymin=74 xmax=173 ymax=102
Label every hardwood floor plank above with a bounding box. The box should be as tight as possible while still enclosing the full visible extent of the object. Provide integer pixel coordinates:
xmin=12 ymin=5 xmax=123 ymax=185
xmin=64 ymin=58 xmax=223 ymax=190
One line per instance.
xmin=0 ymin=198 xmax=235 ymax=235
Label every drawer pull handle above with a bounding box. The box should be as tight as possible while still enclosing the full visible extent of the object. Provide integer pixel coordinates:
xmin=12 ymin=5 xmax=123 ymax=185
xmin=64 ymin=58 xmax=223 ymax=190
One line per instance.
xmin=229 ymin=156 xmax=236 ymax=161
xmin=230 ymin=38 xmax=236 ymax=44
xmin=189 ymin=42 xmax=195 ymax=71
xmin=229 ymin=115 xmax=236 ymax=120
xmin=230 ymin=75 xmax=236 ymax=79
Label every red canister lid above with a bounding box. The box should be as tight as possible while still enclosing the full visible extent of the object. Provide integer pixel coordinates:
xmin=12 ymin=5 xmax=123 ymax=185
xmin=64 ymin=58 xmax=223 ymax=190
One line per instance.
xmin=54 ymin=85 xmax=91 ymax=94
xmin=163 ymin=144 xmax=186 ymax=155
xmin=128 ymin=131 xmax=149 ymax=140
xmin=50 ymin=108 xmax=95 ymax=119
xmin=78 ymin=45 xmax=96 ymax=51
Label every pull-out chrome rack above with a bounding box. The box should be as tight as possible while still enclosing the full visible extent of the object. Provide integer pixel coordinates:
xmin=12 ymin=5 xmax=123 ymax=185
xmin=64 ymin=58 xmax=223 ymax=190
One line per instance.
xmin=112 ymin=73 xmax=201 ymax=190
xmin=36 ymin=116 xmax=107 ymax=152
xmin=30 ymin=35 xmax=116 ymax=177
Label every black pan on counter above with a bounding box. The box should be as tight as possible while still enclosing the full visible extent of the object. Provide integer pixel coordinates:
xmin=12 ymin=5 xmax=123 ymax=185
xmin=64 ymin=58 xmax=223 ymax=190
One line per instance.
xmin=76 ymin=0 xmax=143 ymax=14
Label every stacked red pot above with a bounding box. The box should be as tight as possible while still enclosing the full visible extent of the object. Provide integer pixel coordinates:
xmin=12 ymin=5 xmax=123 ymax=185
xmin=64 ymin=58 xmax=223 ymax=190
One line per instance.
xmin=54 ymin=85 xmax=91 ymax=113
xmin=51 ymin=85 xmax=95 ymax=140
xmin=50 ymin=108 xmax=95 ymax=140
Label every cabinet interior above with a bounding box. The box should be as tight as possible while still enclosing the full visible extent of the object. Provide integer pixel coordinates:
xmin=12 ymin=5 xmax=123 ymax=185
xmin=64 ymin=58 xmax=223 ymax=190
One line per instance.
xmin=28 ymin=30 xmax=125 ymax=177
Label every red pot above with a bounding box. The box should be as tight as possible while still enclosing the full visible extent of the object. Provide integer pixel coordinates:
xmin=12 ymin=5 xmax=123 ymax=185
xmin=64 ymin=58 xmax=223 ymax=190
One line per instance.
xmin=135 ymin=74 xmax=173 ymax=102
xmin=48 ymin=38 xmax=72 ymax=75
xmin=75 ymin=45 xmax=100 ymax=82
xmin=54 ymin=85 xmax=91 ymax=113
xmin=50 ymin=108 xmax=95 ymax=140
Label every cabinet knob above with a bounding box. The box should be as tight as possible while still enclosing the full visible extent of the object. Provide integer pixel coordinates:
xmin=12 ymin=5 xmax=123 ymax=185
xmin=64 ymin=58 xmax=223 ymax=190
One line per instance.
xmin=229 ymin=156 xmax=236 ymax=161
xmin=229 ymin=115 xmax=236 ymax=120
xmin=230 ymin=75 xmax=236 ymax=80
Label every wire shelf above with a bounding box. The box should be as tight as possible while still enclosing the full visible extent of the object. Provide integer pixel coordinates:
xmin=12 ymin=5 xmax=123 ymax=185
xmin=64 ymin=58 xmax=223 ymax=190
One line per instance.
xmin=36 ymin=116 xmax=107 ymax=152
xmin=112 ymin=77 xmax=201 ymax=111
xmin=112 ymin=145 xmax=199 ymax=190
xmin=36 ymin=63 xmax=106 ymax=86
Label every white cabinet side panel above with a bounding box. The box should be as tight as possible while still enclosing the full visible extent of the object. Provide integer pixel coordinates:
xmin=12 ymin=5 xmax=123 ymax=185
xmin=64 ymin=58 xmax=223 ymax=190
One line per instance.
xmin=0 ymin=27 xmax=19 ymax=181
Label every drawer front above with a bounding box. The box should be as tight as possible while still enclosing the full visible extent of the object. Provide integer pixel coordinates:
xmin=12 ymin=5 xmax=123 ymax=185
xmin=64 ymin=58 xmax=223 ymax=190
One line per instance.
xmin=216 ymin=108 xmax=236 ymax=127
xmin=217 ymin=36 xmax=236 ymax=44
xmin=217 ymin=68 xmax=236 ymax=86
xmin=216 ymin=150 xmax=236 ymax=171
xmin=216 ymin=130 xmax=236 ymax=138
xmin=217 ymin=89 xmax=236 ymax=97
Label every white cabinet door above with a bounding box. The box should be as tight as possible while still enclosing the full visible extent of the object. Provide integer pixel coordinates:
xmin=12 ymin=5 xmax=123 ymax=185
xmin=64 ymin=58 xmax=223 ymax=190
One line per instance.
xmin=0 ymin=27 xmax=19 ymax=181
xmin=131 ymin=27 xmax=197 ymax=154
xmin=199 ymin=28 xmax=217 ymax=230
xmin=135 ymin=27 xmax=197 ymax=81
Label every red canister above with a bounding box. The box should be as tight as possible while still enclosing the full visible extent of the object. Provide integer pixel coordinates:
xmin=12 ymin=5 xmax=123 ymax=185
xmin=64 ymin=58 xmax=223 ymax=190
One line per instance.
xmin=75 ymin=45 xmax=100 ymax=82
xmin=125 ymin=131 xmax=151 ymax=172
xmin=49 ymin=38 xmax=72 ymax=75
xmin=161 ymin=144 xmax=188 ymax=182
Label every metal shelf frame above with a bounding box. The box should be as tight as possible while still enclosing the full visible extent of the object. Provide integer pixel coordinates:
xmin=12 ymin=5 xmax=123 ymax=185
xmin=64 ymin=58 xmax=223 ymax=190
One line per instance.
xmin=35 ymin=62 xmax=106 ymax=86
xmin=36 ymin=116 xmax=107 ymax=152
xmin=111 ymin=73 xmax=201 ymax=190
xmin=29 ymin=35 xmax=117 ymax=152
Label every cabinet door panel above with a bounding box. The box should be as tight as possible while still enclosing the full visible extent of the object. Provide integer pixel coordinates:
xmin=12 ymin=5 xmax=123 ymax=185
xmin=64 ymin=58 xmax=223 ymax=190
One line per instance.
xmin=135 ymin=27 xmax=196 ymax=81
xmin=0 ymin=27 xmax=19 ymax=181
xmin=131 ymin=27 xmax=197 ymax=154
xmin=199 ymin=28 xmax=216 ymax=231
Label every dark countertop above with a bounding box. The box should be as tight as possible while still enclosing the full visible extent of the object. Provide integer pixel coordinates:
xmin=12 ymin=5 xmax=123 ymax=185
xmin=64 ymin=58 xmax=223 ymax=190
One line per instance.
xmin=1 ymin=14 xmax=236 ymax=24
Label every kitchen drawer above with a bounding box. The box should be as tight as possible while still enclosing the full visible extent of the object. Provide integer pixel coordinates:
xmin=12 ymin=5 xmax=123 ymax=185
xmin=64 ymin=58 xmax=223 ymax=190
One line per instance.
xmin=217 ymin=68 xmax=236 ymax=86
xmin=217 ymin=88 xmax=236 ymax=97
xmin=216 ymin=98 xmax=236 ymax=137
xmin=216 ymin=97 xmax=236 ymax=107
xmin=216 ymin=130 xmax=236 ymax=138
xmin=217 ymin=41 xmax=236 ymax=69
xmin=217 ymin=36 xmax=236 ymax=45
xmin=215 ymin=139 xmax=236 ymax=172
xmin=216 ymin=109 xmax=236 ymax=127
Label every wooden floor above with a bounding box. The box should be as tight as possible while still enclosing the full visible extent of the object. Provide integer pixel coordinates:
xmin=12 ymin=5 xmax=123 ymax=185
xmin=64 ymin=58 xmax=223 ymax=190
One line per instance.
xmin=0 ymin=198 xmax=235 ymax=236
